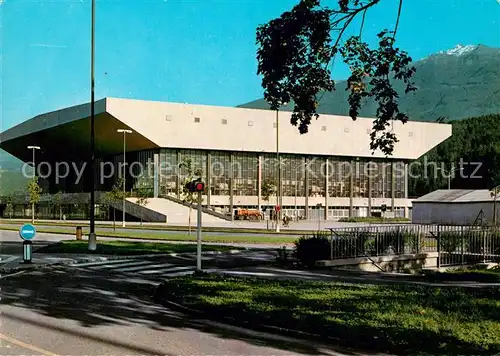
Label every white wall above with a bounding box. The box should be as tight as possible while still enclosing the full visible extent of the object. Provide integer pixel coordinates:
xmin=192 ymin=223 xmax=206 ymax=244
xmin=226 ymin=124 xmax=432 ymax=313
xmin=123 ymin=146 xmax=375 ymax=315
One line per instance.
xmin=412 ymin=202 xmax=500 ymax=225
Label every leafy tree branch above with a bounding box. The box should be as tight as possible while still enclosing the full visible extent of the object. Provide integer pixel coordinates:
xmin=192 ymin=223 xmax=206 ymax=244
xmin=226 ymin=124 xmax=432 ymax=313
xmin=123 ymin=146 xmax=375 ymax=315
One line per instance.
xmin=256 ymin=0 xmax=415 ymax=156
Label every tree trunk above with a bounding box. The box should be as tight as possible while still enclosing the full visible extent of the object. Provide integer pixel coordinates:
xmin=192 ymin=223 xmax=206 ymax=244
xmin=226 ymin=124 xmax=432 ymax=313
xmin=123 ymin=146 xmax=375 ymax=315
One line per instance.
xmin=31 ymin=202 xmax=35 ymax=224
xmin=188 ymin=206 xmax=192 ymax=235
xmin=113 ymin=208 xmax=116 ymax=231
xmin=59 ymin=207 xmax=62 ymax=221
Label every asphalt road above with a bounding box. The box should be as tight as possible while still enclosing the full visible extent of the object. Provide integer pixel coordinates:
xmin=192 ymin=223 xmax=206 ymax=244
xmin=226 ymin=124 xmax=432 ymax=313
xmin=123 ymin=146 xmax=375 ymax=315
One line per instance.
xmin=0 ymin=222 xmax=298 ymax=238
xmin=0 ymin=267 xmax=350 ymax=356
xmin=0 ymin=230 xmax=293 ymax=260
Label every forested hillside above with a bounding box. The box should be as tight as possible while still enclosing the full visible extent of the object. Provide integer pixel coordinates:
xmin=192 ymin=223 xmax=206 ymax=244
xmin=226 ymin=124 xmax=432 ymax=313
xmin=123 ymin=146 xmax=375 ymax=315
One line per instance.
xmin=409 ymin=114 xmax=500 ymax=196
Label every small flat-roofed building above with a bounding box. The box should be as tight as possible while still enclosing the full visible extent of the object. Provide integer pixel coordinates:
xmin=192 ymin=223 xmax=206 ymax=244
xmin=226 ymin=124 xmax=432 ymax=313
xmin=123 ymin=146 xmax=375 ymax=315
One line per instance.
xmin=412 ymin=189 xmax=499 ymax=225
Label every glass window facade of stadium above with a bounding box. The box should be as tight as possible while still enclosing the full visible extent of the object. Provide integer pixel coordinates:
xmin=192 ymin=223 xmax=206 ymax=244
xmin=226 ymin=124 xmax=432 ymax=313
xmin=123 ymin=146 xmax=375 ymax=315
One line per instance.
xmin=155 ymin=148 xmax=406 ymax=200
xmin=307 ymin=157 xmax=325 ymax=197
xmin=159 ymin=149 xmax=178 ymax=196
xmin=232 ymin=153 xmax=258 ymax=196
xmin=211 ymin=151 xmax=231 ymax=196
xmin=329 ymin=160 xmax=350 ymax=197
xmin=281 ymin=155 xmax=306 ymax=197
xmin=370 ymin=161 xmax=390 ymax=198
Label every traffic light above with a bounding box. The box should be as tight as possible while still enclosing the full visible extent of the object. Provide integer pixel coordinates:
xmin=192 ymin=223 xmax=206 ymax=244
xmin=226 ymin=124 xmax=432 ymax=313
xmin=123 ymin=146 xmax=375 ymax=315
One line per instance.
xmin=185 ymin=179 xmax=205 ymax=193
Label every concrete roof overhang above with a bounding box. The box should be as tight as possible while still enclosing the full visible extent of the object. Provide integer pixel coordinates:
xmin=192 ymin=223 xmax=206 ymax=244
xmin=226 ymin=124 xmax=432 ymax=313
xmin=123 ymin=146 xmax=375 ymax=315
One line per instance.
xmin=0 ymin=99 xmax=159 ymax=164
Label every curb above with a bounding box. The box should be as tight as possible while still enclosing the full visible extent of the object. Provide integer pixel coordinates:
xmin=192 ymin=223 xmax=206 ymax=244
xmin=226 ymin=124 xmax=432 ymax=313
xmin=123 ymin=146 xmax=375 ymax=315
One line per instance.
xmin=0 ymin=249 xmax=253 ymax=274
xmin=154 ymin=289 xmax=341 ymax=345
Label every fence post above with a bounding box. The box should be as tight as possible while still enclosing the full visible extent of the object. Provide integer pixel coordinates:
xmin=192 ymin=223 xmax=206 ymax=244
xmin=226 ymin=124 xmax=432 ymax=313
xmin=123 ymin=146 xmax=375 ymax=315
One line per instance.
xmin=354 ymin=228 xmax=357 ymax=259
xmin=330 ymin=230 xmax=333 ymax=261
xmin=436 ymin=225 xmax=441 ymax=269
xmin=397 ymin=225 xmax=402 ymax=254
xmin=461 ymin=225 xmax=464 ymax=266
xmin=483 ymin=228 xmax=487 ymax=263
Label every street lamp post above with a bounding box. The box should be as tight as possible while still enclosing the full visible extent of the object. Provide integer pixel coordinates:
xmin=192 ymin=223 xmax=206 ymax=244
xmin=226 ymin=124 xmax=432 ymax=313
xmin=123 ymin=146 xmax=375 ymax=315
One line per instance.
xmin=27 ymin=146 xmax=40 ymax=224
xmin=88 ymin=0 xmax=97 ymax=251
xmin=438 ymin=166 xmax=464 ymax=189
xmin=275 ymin=101 xmax=288 ymax=233
xmin=27 ymin=146 xmax=40 ymax=175
xmin=276 ymin=108 xmax=281 ymax=232
xmin=117 ymin=129 xmax=132 ymax=227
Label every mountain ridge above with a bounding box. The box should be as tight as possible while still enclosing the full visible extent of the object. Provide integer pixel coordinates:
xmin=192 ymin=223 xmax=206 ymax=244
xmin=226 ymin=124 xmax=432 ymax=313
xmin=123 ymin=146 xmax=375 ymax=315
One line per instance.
xmin=239 ymin=44 xmax=500 ymax=122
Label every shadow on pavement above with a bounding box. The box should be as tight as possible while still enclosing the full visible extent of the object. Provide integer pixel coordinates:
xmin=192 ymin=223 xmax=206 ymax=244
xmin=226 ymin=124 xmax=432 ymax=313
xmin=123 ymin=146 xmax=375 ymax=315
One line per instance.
xmin=0 ymin=266 xmax=359 ymax=356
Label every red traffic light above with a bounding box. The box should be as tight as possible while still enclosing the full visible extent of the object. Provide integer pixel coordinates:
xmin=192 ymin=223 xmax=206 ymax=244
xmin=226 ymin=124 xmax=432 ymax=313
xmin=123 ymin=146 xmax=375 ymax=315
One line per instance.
xmin=186 ymin=180 xmax=205 ymax=192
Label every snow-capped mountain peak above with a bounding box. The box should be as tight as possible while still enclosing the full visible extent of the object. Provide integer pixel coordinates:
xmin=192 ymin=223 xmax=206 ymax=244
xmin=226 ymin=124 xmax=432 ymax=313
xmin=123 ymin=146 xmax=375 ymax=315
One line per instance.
xmin=439 ymin=44 xmax=478 ymax=56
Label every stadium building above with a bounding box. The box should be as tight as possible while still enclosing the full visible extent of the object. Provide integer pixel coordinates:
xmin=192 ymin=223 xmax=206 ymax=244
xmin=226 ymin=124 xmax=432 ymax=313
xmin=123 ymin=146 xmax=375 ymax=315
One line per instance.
xmin=0 ymin=97 xmax=452 ymax=222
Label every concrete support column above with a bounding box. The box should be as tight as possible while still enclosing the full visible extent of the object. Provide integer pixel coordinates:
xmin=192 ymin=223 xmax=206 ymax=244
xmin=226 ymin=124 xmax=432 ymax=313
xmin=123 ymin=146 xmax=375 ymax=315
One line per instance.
xmin=304 ymin=157 xmax=309 ymax=220
xmin=349 ymin=160 xmax=354 ymax=218
xmin=229 ymin=153 xmax=234 ymax=221
xmin=153 ymin=153 xmax=159 ymax=198
xmin=404 ymin=162 xmax=409 ymax=199
xmin=368 ymin=161 xmax=372 ymax=217
xmin=324 ymin=158 xmax=329 ymax=220
xmin=391 ymin=161 xmax=396 ymax=213
xmin=257 ymin=155 xmax=262 ymax=211
xmin=206 ymin=152 xmax=212 ymax=207
xmin=176 ymin=150 xmax=181 ymax=198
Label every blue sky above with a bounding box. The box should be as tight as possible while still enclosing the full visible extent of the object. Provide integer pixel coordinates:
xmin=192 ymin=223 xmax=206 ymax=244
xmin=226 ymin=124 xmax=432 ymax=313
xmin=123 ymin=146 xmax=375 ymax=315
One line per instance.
xmin=1 ymin=0 xmax=500 ymax=131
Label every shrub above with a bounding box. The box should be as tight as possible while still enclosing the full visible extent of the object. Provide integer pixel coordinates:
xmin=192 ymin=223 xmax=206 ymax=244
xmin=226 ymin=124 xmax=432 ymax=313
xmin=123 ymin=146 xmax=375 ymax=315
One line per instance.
xmin=331 ymin=229 xmax=422 ymax=258
xmin=467 ymin=231 xmax=500 ymax=255
xmin=338 ymin=217 xmax=410 ymax=223
xmin=293 ymin=233 xmax=330 ymax=267
xmin=439 ymin=232 xmax=464 ymax=254
xmin=403 ymin=231 xmax=424 ymax=254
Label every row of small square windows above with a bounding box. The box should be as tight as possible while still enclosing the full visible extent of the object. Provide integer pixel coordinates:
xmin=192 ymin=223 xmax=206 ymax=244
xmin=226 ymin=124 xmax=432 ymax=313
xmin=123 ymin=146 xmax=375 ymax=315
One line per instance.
xmin=166 ymin=115 xmax=414 ymax=136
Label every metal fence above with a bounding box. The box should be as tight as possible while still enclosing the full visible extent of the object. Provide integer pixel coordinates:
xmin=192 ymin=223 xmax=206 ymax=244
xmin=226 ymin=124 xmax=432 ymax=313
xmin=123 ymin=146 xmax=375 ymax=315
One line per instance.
xmin=324 ymin=224 xmax=500 ymax=267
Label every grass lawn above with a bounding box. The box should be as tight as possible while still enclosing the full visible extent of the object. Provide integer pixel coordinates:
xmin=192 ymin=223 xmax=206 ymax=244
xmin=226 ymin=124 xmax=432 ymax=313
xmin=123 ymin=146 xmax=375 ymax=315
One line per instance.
xmin=423 ymin=266 xmax=500 ymax=283
xmin=36 ymin=240 xmax=241 ymax=255
xmin=156 ymin=275 xmax=500 ymax=355
xmin=0 ymin=225 xmax=298 ymax=244
xmin=0 ymin=219 xmax=309 ymax=235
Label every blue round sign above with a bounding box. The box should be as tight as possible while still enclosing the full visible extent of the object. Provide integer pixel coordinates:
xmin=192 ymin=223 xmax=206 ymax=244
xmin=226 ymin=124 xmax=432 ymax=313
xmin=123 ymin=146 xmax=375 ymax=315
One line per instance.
xmin=19 ymin=224 xmax=36 ymax=241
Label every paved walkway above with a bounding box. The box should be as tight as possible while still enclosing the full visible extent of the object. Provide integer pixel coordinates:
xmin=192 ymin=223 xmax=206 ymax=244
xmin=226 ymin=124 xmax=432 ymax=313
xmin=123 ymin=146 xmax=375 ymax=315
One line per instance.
xmin=1 ymin=267 xmax=361 ymax=356
xmin=0 ymin=217 xmax=406 ymax=230
xmin=216 ymin=266 xmax=500 ymax=288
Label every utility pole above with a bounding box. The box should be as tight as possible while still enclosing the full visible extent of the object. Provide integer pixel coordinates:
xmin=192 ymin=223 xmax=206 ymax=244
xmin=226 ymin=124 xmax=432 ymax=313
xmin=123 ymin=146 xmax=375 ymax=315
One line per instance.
xmin=117 ymin=129 xmax=132 ymax=227
xmin=492 ymin=185 xmax=500 ymax=227
xmin=276 ymin=108 xmax=281 ymax=233
xmin=27 ymin=146 xmax=40 ymax=224
xmin=88 ymin=0 xmax=97 ymax=251
xmin=196 ymin=190 xmax=202 ymax=271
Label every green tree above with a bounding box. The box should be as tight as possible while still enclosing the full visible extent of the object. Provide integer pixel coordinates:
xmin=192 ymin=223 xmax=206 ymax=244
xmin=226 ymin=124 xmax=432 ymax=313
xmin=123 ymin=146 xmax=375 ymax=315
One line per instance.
xmin=261 ymin=178 xmax=277 ymax=220
xmin=179 ymin=157 xmax=203 ymax=235
xmin=408 ymin=114 xmax=500 ymax=197
xmin=5 ymin=195 xmax=14 ymax=219
xmin=133 ymin=174 xmax=153 ymax=226
xmin=104 ymin=178 xmax=126 ymax=231
xmin=256 ymin=0 xmax=414 ymax=156
xmin=261 ymin=178 xmax=277 ymax=204
xmin=27 ymin=176 xmax=41 ymax=224
xmin=52 ymin=190 xmax=65 ymax=221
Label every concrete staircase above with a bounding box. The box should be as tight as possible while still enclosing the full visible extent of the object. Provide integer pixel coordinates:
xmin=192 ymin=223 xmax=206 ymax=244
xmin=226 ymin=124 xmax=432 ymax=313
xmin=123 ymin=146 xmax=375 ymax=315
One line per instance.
xmin=126 ymin=197 xmax=229 ymax=224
